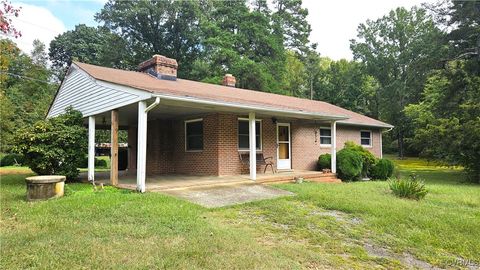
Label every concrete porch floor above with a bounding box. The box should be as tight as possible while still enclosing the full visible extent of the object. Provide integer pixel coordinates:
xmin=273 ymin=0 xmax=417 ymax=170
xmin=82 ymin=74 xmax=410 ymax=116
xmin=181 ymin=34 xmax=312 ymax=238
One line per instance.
xmin=79 ymin=170 xmax=340 ymax=191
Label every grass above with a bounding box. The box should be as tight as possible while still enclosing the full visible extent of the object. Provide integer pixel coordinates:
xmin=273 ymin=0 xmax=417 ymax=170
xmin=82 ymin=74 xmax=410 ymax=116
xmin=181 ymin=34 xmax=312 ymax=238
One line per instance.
xmin=1 ymin=157 xmax=479 ymax=269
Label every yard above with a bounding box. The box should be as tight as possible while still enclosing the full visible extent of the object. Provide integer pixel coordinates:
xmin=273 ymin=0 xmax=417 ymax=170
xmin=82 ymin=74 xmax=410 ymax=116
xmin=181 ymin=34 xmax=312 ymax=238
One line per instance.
xmin=1 ymin=158 xmax=479 ymax=269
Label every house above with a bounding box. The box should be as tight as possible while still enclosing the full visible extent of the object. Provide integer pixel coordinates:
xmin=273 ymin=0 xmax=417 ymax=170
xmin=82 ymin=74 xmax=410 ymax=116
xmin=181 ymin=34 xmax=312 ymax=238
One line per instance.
xmin=47 ymin=55 xmax=393 ymax=192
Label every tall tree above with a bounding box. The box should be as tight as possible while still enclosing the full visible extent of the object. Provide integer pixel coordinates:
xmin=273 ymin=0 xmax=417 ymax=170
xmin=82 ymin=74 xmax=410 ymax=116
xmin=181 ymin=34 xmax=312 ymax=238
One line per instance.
xmin=272 ymin=0 xmax=311 ymax=54
xmin=314 ymin=58 xmax=378 ymax=117
xmin=49 ymin=24 xmax=129 ymax=79
xmin=96 ymin=0 xmax=203 ymax=79
xmin=350 ymin=6 xmax=445 ymax=157
xmin=196 ymin=0 xmax=285 ymax=92
xmin=1 ymin=39 xmax=57 ymax=151
xmin=446 ymin=0 xmax=480 ymax=61
xmin=405 ymin=0 xmax=480 ymax=182
xmin=405 ymin=61 xmax=480 ymax=182
xmin=31 ymin=39 xmax=48 ymax=67
xmin=282 ymin=50 xmax=306 ymax=96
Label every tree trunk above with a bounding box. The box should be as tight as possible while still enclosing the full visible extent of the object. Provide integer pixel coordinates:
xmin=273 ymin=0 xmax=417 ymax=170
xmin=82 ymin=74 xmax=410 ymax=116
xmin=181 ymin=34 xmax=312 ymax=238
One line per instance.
xmin=398 ymin=130 xmax=404 ymax=159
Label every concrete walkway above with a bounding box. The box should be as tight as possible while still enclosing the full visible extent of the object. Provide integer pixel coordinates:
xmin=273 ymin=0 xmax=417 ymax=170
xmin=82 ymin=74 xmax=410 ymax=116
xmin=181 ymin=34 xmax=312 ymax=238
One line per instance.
xmin=162 ymin=184 xmax=294 ymax=208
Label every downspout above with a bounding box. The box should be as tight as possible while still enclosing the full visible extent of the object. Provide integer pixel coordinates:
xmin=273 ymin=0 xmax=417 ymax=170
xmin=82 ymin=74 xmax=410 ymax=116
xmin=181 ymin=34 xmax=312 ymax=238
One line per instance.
xmin=145 ymin=97 xmax=160 ymax=113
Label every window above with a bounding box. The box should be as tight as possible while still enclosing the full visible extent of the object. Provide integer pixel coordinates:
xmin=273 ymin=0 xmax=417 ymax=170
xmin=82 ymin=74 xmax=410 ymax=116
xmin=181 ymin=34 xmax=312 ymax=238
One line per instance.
xmin=185 ymin=119 xmax=203 ymax=151
xmin=238 ymin=119 xmax=261 ymax=150
xmin=320 ymin=127 xmax=332 ymax=146
xmin=360 ymin=131 xmax=372 ymax=147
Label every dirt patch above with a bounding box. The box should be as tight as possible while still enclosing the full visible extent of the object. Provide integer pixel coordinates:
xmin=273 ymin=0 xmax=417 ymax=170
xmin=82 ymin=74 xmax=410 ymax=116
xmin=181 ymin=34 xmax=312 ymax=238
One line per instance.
xmin=309 ymin=209 xmax=363 ymax=225
xmin=162 ymin=184 xmax=293 ymax=208
xmin=364 ymin=243 xmax=443 ymax=270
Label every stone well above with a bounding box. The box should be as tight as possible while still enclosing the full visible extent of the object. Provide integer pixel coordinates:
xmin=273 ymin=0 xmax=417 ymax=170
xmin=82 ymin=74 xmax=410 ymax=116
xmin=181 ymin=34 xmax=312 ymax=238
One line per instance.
xmin=25 ymin=175 xmax=66 ymax=201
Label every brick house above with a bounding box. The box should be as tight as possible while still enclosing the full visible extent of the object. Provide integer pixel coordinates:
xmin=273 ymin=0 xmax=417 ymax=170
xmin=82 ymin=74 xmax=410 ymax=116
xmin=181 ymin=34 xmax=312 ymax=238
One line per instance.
xmin=47 ymin=55 xmax=392 ymax=192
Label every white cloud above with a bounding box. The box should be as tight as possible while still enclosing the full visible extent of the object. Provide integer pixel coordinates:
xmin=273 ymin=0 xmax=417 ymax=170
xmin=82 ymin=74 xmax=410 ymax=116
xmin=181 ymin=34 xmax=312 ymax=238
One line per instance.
xmin=304 ymin=0 xmax=433 ymax=60
xmin=8 ymin=2 xmax=66 ymax=54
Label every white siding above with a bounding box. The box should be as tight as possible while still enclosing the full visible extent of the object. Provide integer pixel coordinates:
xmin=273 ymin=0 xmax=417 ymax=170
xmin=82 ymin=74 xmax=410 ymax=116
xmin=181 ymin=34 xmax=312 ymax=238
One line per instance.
xmin=47 ymin=65 xmax=151 ymax=118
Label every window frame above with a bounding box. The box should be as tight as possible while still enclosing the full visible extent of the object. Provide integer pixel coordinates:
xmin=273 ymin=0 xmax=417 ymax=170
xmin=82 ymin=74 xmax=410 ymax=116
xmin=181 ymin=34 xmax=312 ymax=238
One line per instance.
xmin=184 ymin=118 xmax=204 ymax=152
xmin=237 ymin=118 xmax=262 ymax=151
xmin=360 ymin=130 xmax=372 ymax=148
xmin=319 ymin=127 xmax=332 ymax=147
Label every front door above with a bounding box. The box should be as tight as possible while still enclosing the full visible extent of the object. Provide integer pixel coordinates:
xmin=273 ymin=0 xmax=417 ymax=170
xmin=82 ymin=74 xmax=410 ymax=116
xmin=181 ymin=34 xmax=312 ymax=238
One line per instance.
xmin=277 ymin=123 xmax=291 ymax=170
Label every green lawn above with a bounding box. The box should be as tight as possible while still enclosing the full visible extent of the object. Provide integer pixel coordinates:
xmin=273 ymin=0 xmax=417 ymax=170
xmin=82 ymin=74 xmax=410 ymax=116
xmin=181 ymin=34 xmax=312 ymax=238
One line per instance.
xmin=1 ymin=157 xmax=479 ymax=269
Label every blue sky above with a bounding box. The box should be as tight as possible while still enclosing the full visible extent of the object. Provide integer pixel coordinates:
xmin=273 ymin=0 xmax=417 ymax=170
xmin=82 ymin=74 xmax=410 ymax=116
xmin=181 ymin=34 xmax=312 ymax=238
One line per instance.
xmin=17 ymin=0 xmax=104 ymax=29
xmin=10 ymin=0 xmax=429 ymax=59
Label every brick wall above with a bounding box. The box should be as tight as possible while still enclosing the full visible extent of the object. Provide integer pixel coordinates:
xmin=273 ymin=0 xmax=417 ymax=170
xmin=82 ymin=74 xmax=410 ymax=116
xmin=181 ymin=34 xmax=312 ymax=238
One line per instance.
xmin=129 ymin=114 xmax=382 ymax=176
xmin=172 ymin=114 xmax=219 ymax=175
xmin=291 ymin=123 xmax=382 ymax=170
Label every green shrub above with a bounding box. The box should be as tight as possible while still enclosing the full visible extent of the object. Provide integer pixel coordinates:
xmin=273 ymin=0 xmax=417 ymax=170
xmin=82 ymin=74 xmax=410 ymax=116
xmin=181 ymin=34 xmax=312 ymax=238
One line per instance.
xmin=317 ymin=153 xmax=331 ymax=170
xmin=336 ymin=148 xmax=363 ymax=181
xmin=13 ymin=108 xmax=87 ymax=180
xmin=78 ymin=156 xmax=108 ymax=168
xmin=0 ymin=153 xmax=24 ymax=166
xmin=344 ymin=141 xmax=377 ymax=177
xmin=95 ymin=158 xmax=107 ymax=168
xmin=371 ymin=158 xmax=395 ymax=180
xmin=389 ymin=175 xmax=428 ymax=200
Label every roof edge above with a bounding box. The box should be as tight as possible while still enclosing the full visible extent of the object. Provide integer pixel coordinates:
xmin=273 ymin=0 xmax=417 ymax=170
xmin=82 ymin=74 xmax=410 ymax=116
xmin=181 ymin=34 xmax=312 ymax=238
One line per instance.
xmin=337 ymin=120 xmax=394 ymax=129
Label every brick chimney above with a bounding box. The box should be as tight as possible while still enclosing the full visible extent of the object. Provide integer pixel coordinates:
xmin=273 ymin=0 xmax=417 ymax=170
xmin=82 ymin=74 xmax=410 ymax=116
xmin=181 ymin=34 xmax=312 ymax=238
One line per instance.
xmin=222 ymin=74 xmax=236 ymax=87
xmin=138 ymin=55 xmax=178 ymax=81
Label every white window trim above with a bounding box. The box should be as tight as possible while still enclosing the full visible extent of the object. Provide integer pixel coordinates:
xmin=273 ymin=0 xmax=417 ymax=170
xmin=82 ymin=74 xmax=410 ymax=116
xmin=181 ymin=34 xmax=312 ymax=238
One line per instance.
xmin=319 ymin=126 xmax=332 ymax=147
xmin=360 ymin=130 xmax=372 ymax=148
xmin=238 ymin=118 xmax=262 ymax=151
xmin=185 ymin=118 xmax=203 ymax=152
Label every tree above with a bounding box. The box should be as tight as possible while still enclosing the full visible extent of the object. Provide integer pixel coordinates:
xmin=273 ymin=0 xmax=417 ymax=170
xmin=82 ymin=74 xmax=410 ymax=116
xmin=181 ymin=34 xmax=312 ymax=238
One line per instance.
xmin=49 ymin=24 xmax=130 ymax=79
xmin=314 ymin=58 xmax=378 ymax=117
xmin=405 ymin=61 xmax=480 ymax=183
xmin=446 ymin=0 xmax=480 ymax=61
xmin=282 ymin=50 xmax=306 ymax=96
xmin=0 ymin=91 xmax=14 ymax=151
xmin=31 ymin=39 xmax=48 ymax=67
xmin=350 ymin=7 xmax=445 ymax=157
xmin=0 ymin=0 xmax=21 ymax=38
xmin=272 ymin=0 xmax=311 ymax=54
xmin=1 ymin=40 xmax=57 ymax=150
xmin=190 ymin=0 xmax=286 ymax=92
xmin=96 ymin=0 xmax=203 ymax=79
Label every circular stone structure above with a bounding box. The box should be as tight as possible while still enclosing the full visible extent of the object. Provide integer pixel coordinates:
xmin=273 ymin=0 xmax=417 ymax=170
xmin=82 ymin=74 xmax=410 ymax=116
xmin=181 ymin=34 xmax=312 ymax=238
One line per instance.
xmin=25 ymin=175 xmax=66 ymax=201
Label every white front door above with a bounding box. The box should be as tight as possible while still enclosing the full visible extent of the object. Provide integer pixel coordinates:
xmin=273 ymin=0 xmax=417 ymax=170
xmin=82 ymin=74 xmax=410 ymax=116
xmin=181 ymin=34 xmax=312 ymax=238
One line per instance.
xmin=277 ymin=123 xmax=291 ymax=170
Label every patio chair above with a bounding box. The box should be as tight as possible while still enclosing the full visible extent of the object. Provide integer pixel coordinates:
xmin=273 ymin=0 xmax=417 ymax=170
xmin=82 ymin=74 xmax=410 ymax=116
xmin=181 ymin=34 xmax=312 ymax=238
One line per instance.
xmin=239 ymin=152 xmax=275 ymax=174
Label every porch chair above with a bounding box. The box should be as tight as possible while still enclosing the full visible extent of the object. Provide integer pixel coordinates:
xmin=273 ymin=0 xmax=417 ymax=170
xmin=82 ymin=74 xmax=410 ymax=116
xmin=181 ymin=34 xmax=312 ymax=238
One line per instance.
xmin=239 ymin=152 xmax=276 ymax=174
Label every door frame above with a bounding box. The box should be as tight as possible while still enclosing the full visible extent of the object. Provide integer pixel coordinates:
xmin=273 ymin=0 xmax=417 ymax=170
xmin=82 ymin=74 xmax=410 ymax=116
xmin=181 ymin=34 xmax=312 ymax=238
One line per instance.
xmin=276 ymin=122 xmax=291 ymax=170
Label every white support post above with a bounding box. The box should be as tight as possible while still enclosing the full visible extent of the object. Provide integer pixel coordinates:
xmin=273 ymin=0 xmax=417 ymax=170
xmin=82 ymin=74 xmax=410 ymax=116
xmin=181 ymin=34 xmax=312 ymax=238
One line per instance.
xmin=136 ymin=101 xmax=147 ymax=193
xmin=88 ymin=116 xmax=95 ymax=182
xmin=249 ymin=112 xmax=256 ymax=180
xmin=331 ymin=121 xmax=337 ymax=173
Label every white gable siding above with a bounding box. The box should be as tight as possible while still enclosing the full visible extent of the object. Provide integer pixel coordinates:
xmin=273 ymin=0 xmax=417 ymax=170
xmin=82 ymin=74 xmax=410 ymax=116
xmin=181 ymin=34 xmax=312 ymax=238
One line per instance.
xmin=47 ymin=65 xmax=151 ymax=118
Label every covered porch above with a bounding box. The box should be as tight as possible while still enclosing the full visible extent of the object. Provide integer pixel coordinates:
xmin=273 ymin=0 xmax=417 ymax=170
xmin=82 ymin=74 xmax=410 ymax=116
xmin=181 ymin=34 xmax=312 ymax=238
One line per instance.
xmin=85 ymin=95 xmax=343 ymax=192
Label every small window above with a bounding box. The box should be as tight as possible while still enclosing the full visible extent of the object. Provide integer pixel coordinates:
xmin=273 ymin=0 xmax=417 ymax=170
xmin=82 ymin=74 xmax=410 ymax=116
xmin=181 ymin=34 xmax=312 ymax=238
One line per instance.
xmin=238 ymin=119 xmax=261 ymax=150
xmin=360 ymin=131 xmax=372 ymax=147
xmin=320 ymin=127 xmax=332 ymax=146
xmin=185 ymin=119 xmax=203 ymax=151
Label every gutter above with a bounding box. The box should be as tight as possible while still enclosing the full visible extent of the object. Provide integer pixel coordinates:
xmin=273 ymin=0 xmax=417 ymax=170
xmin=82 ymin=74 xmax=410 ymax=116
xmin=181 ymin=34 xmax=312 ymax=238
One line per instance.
xmin=151 ymin=93 xmax=349 ymax=121
xmin=337 ymin=120 xmax=394 ymax=129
